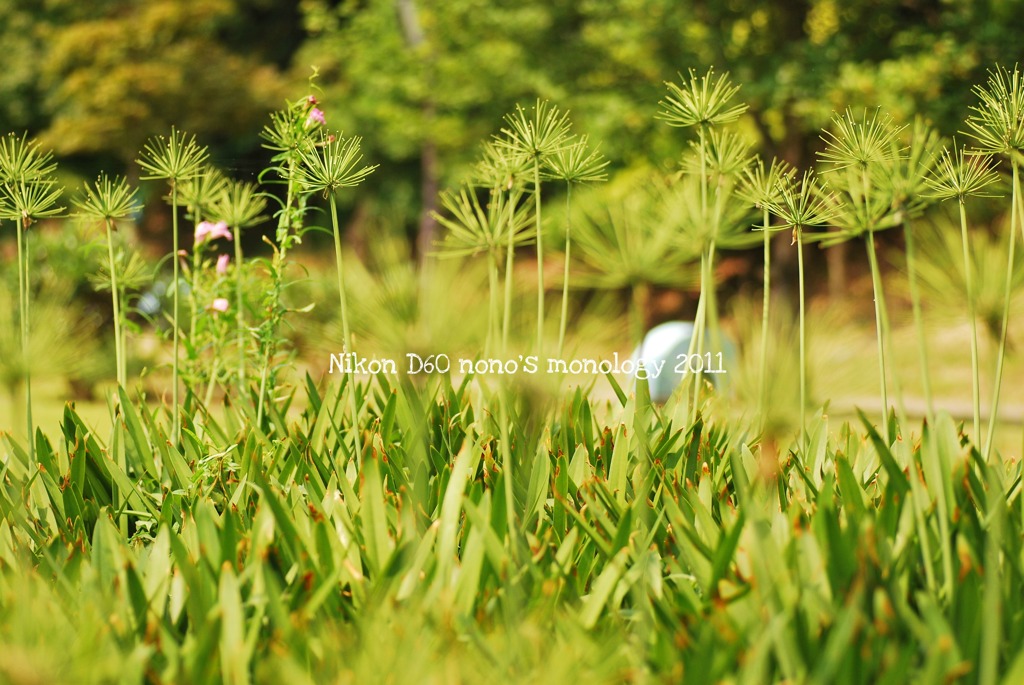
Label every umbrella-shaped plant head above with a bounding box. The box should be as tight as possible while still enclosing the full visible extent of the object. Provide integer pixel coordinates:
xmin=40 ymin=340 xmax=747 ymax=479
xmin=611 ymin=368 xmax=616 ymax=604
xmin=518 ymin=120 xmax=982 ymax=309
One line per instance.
xmin=73 ymin=173 xmax=141 ymax=389
xmin=178 ymin=166 xmax=229 ymax=229
xmin=963 ymin=65 xmax=1024 ymax=160
xmin=136 ymin=128 xmax=209 ymax=442
xmin=656 ymin=67 xmax=747 ymax=130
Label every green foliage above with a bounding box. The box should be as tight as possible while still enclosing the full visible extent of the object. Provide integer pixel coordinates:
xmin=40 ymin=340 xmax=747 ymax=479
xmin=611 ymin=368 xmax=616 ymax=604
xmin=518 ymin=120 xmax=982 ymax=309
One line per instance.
xmin=37 ymin=0 xmax=288 ymax=161
xmin=0 ymin=371 xmax=1022 ymax=682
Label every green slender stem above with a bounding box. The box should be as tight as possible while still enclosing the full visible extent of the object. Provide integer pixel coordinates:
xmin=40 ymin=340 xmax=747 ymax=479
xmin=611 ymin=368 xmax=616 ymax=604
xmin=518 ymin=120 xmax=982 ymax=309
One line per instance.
xmin=690 ymin=247 xmax=710 ymax=424
xmin=106 ymin=220 xmax=125 ymax=388
xmin=487 ymin=251 xmax=499 ymax=357
xmin=15 ymin=217 xmax=33 ymax=461
xmin=759 ymin=210 xmax=771 ymax=430
xmin=329 ymin=194 xmax=361 ymax=461
xmin=502 ymin=188 xmax=516 ymax=355
xmin=984 ymin=161 xmax=1020 ymax=460
xmin=234 ymin=224 xmax=245 ymax=397
xmin=689 ymin=127 xmax=710 ymax=425
xmin=171 ymin=183 xmax=180 ymax=443
xmin=797 ymin=228 xmax=807 ymax=456
xmin=865 ymin=231 xmax=891 ymax=445
xmin=534 ymin=161 xmax=544 ymax=354
xmin=903 ymin=219 xmax=934 ymax=426
xmin=330 ymin=195 xmax=352 ymax=364
xmin=956 ymin=201 xmax=981 ymax=445
xmin=558 ymin=184 xmax=572 ymax=358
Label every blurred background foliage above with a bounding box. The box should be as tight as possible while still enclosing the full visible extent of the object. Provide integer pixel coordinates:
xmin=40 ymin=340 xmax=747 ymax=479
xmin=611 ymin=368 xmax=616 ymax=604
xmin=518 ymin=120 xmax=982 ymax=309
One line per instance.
xmin=0 ymin=0 xmax=1019 ymax=243
xmin=3 ymin=0 xmax=1024 ymax=411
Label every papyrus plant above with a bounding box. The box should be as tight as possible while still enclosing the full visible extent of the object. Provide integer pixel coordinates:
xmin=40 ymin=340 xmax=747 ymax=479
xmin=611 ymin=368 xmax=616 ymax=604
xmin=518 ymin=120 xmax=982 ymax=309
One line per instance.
xmin=0 ymin=134 xmax=62 ymax=461
xmin=766 ymin=170 xmax=835 ymax=454
xmin=495 ymin=100 xmax=571 ymax=354
xmin=294 ymin=130 xmax=377 ymax=459
xmin=137 ymin=128 xmax=209 ymax=442
xmin=658 ymin=68 xmax=751 ymax=421
xmin=740 ymin=157 xmax=794 ymax=427
xmin=544 ymin=135 xmax=608 ymax=357
xmin=924 ymin=143 xmax=1000 ymax=448
xmin=816 ymin=109 xmax=904 ymax=443
xmin=963 ymin=64 xmax=1024 ymax=458
xmin=74 ymin=173 xmax=141 ymax=390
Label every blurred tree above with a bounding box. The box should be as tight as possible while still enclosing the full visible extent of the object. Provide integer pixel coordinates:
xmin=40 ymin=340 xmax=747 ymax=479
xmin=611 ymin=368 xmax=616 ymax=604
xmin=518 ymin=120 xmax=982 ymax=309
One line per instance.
xmin=295 ymin=0 xmax=1021 ymax=253
xmin=35 ymin=0 xmax=299 ymax=168
xmin=0 ymin=2 xmax=48 ymax=134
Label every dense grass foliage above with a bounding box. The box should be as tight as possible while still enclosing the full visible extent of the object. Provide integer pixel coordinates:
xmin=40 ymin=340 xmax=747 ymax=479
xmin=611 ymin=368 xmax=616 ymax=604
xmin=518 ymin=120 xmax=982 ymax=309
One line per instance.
xmin=4 ymin=64 xmax=1024 ymax=683
xmin=1 ymin=374 xmax=1022 ymax=683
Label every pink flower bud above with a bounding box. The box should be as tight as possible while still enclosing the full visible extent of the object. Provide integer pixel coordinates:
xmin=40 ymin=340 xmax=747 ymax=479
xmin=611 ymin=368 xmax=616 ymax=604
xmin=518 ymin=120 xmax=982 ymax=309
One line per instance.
xmin=211 ymin=298 xmax=229 ymax=313
xmin=216 ymin=253 xmax=230 ymax=274
xmin=307 ymin=95 xmax=318 ymax=107
xmin=195 ymin=220 xmax=232 ymax=244
xmin=306 ymin=108 xmax=326 ymax=127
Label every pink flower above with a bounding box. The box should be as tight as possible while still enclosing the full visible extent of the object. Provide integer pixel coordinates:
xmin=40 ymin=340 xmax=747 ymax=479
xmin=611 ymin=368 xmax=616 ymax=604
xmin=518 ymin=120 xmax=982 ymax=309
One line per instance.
xmin=306 ymin=108 xmax=326 ymax=127
xmin=216 ymin=253 xmax=230 ymax=274
xmin=211 ymin=298 xmax=229 ymax=313
xmin=195 ymin=220 xmax=232 ymax=245
xmin=307 ymin=95 xmax=318 ymax=107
